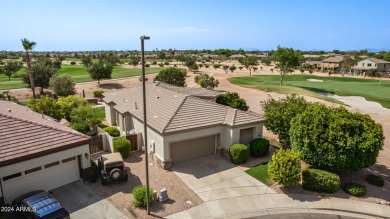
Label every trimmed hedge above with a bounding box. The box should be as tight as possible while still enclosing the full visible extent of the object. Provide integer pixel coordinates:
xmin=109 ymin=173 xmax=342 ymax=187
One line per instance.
xmin=302 ymin=169 xmax=340 ymax=193
xmin=103 ymin=126 xmax=120 ymax=137
xmin=113 ymin=138 xmax=132 ymax=158
xmin=229 ymin=144 xmax=249 ymax=164
xmin=365 ymin=173 xmax=384 ymax=187
xmin=132 ymin=185 xmax=154 ymax=207
xmin=250 ymin=138 xmax=270 ymax=157
xmin=342 ymin=182 xmax=366 ymax=197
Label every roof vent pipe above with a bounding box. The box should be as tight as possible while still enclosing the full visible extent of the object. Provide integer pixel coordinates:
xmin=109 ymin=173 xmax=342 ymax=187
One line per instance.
xmin=135 ymin=102 xmax=138 ymax=109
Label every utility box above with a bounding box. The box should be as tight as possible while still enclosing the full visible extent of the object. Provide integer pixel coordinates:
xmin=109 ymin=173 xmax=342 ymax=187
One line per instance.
xmin=158 ymin=188 xmax=168 ymax=202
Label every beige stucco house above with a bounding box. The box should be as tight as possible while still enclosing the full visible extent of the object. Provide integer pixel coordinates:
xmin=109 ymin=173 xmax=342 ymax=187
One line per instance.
xmin=321 ymin=56 xmax=344 ymax=72
xmin=353 ymin=58 xmax=390 ymax=72
xmin=103 ymin=82 xmax=265 ymax=169
xmin=0 ymin=101 xmax=91 ymax=204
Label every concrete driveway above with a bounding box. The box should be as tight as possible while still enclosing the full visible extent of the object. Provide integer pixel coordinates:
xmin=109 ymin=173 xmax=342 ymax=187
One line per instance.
xmin=172 ymin=155 xmax=276 ymax=202
xmin=51 ymin=180 xmax=127 ymax=219
xmin=169 ymin=156 xmax=390 ymax=219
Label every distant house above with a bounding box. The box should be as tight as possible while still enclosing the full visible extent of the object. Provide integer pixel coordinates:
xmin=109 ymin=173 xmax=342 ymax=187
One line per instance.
xmin=353 ymin=58 xmax=390 ymax=72
xmin=321 ymin=56 xmax=345 ymax=72
xmin=229 ymin=54 xmax=246 ymax=60
xmin=0 ymin=101 xmax=91 ymax=204
xmin=103 ymin=82 xmax=265 ymax=169
xmin=246 ymin=54 xmax=269 ymax=60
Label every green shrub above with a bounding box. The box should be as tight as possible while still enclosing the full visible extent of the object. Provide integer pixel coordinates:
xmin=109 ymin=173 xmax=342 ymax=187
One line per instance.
xmin=113 ymin=138 xmax=132 ymax=158
xmin=145 ymin=63 xmax=150 ymax=68
xmin=290 ymin=103 xmax=384 ymax=171
xmin=268 ymin=149 xmax=301 ymax=187
xmin=97 ymin=123 xmax=108 ymax=129
xmin=93 ymin=90 xmax=104 ymax=100
xmin=152 ymin=61 xmax=157 ymax=65
xmin=89 ymin=161 xmax=99 ymax=183
xmin=229 ymin=144 xmax=249 ymax=164
xmin=103 ymin=126 xmax=120 ymax=137
xmin=132 ymin=185 xmax=154 ymax=207
xmin=342 ymin=182 xmax=366 ymax=197
xmin=158 ymin=63 xmax=164 ymax=67
xmin=365 ymin=173 xmax=384 ymax=187
xmin=70 ymin=61 xmax=76 ymax=65
xmin=302 ymin=169 xmax=340 ymax=193
xmin=164 ymin=61 xmax=169 ymax=65
xmin=249 ymin=138 xmax=270 ymax=157
xmin=260 ymin=94 xmax=309 ymax=145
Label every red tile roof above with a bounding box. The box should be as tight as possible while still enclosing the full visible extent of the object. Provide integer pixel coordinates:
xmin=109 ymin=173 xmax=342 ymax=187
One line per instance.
xmin=0 ymin=101 xmax=91 ymax=167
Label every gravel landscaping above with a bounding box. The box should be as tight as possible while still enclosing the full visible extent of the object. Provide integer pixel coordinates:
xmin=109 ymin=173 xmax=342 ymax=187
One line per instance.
xmin=88 ymin=151 xmax=202 ymax=218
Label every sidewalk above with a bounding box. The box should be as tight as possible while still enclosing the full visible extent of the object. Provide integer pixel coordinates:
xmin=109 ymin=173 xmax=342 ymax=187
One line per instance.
xmin=166 ymin=193 xmax=390 ymax=219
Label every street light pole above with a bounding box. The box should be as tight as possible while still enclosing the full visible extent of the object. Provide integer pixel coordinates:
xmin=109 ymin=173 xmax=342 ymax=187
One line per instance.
xmin=140 ymin=35 xmax=151 ymax=215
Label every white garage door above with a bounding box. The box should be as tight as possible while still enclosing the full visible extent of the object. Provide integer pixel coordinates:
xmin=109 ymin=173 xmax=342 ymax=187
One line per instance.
xmin=171 ymin=135 xmax=216 ymax=164
xmin=2 ymin=156 xmax=80 ymax=203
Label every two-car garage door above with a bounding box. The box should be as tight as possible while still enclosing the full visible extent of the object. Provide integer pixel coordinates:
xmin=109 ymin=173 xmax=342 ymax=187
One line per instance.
xmin=1 ymin=156 xmax=80 ymax=203
xmin=171 ymin=135 xmax=216 ymax=164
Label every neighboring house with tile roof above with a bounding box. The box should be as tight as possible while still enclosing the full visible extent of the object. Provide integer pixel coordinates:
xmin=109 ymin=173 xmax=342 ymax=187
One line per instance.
xmin=229 ymin=54 xmax=246 ymax=60
xmin=103 ymin=83 xmax=265 ymax=169
xmin=0 ymin=100 xmax=91 ymax=205
xmin=321 ymin=56 xmax=345 ymax=71
xmin=352 ymin=58 xmax=390 ymax=72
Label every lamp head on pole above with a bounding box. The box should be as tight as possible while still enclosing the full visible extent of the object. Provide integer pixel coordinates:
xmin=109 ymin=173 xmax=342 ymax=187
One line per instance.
xmin=141 ymin=35 xmax=150 ymax=40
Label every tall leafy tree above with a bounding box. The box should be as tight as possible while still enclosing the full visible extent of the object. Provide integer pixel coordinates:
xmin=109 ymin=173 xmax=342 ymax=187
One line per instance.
xmin=260 ymin=94 xmax=309 ymax=146
xmin=129 ymin=55 xmax=140 ymax=68
xmin=155 ymin=67 xmax=187 ymax=87
xmin=49 ymin=74 xmax=76 ymax=96
xmin=157 ymin=51 xmax=166 ymax=63
xmin=176 ymin=54 xmax=186 ymax=64
xmin=20 ymin=58 xmax=59 ymax=94
xmin=272 ymin=46 xmax=302 ymax=85
xmin=21 ymin=38 xmax=37 ymax=98
xmin=87 ymin=59 xmax=113 ymax=84
xmin=216 ymin=92 xmax=248 ymax=111
xmin=70 ymin=104 xmax=101 ymax=136
xmin=290 ymin=103 xmax=384 ymax=171
xmin=222 ymin=65 xmax=229 ymax=73
xmin=81 ymin=56 xmax=93 ymax=69
xmin=0 ymin=61 xmax=22 ymax=81
xmin=238 ymin=56 xmax=258 ymax=75
xmin=194 ymin=73 xmax=219 ymax=89
xmin=184 ymin=56 xmax=198 ymax=72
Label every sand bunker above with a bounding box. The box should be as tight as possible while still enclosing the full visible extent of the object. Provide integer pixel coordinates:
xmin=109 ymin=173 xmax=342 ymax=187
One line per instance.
xmin=319 ymin=93 xmax=390 ymax=115
xmin=307 ymin=78 xmax=323 ymax=82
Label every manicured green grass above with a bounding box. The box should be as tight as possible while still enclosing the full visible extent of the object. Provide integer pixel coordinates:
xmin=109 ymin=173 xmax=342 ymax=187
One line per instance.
xmin=0 ymin=66 xmax=164 ymax=89
xmin=94 ymin=106 xmax=106 ymax=121
xmin=229 ymin=75 xmax=390 ymax=108
xmin=245 ymin=162 xmax=274 ymax=186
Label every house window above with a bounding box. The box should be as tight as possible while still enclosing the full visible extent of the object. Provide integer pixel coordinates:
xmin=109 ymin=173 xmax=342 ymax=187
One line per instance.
xmin=362 ymin=63 xmax=365 ymax=67
xmin=368 ymin=63 xmax=372 ymax=67
xmin=385 ymin=64 xmax=387 ymax=68
xmin=3 ymin=172 xmax=22 ymax=181
xmin=44 ymin=161 xmax=60 ymax=168
xmin=25 ymin=166 xmax=42 ymax=174
xmin=375 ymin=64 xmax=378 ymax=67
xmin=62 ymin=157 xmax=76 ymax=163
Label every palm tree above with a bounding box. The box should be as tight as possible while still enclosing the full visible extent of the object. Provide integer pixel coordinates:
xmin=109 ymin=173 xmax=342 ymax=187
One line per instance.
xmin=21 ymin=38 xmax=37 ymax=99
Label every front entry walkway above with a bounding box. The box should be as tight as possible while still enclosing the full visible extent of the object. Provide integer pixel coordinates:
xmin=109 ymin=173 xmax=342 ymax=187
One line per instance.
xmin=168 ymin=156 xmax=390 ymax=219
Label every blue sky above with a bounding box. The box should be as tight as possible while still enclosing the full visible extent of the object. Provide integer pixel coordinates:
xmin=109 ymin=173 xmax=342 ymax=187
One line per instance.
xmin=1 ymin=0 xmax=390 ymax=51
